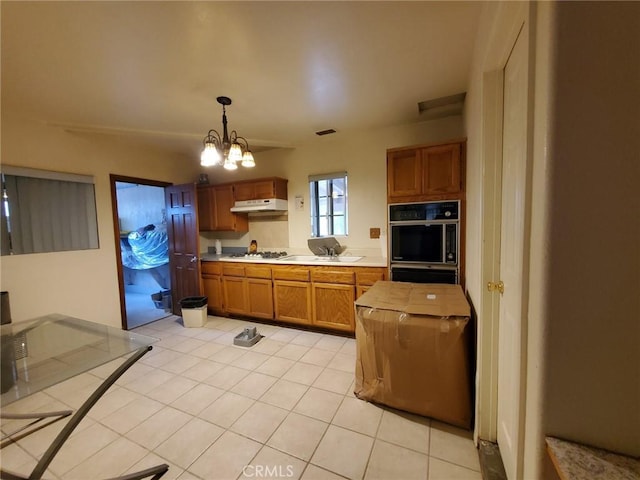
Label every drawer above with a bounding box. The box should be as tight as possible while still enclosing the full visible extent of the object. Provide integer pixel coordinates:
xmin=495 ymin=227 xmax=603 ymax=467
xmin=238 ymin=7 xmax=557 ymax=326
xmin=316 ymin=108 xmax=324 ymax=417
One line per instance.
xmin=201 ymin=262 xmax=223 ymax=275
xmin=272 ymin=266 xmax=310 ymax=282
xmin=245 ymin=265 xmax=272 ymax=279
xmin=311 ymin=268 xmax=355 ymax=285
xmin=222 ymin=264 xmax=246 ymax=277
xmin=356 ymin=269 xmax=386 ymax=286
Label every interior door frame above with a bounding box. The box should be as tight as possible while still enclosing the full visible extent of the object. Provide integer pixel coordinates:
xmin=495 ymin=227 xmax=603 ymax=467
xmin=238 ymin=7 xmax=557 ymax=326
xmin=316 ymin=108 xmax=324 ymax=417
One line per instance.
xmin=109 ymin=174 xmax=172 ymax=330
xmin=475 ymin=0 xmax=534 ymax=455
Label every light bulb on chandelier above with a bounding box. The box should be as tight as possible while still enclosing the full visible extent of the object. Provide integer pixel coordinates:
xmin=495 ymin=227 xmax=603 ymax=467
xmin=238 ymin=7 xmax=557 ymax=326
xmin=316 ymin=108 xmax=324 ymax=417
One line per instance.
xmin=200 ymin=96 xmax=255 ymax=169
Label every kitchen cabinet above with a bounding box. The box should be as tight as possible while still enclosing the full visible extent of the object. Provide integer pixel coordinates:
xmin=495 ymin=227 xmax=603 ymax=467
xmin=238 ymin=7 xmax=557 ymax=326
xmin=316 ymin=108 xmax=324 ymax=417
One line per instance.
xmin=272 ymin=266 xmax=312 ymax=325
xmin=201 ymin=262 xmax=223 ymax=314
xmin=245 ymin=266 xmax=274 ymax=319
xmin=387 ymin=149 xmax=422 ymax=198
xmin=222 ymin=275 xmax=246 ymax=315
xmin=312 ymin=283 xmax=355 ymax=332
xmin=221 ymin=263 xmax=274 ymax=319
xmin=355 ymin=269 xmax=387 ymax=298
xmin=387 ymin=140 xmax=465 ymax=202
xmin=197 ymin=184 xmax=248 ymax=232
xmin=234 ymin=177 xmax=288 ymax=201
xmin=310 ymin=267 xmax=356 ymax=332
xmin=201 ymin=261 xmax=386 ymax=334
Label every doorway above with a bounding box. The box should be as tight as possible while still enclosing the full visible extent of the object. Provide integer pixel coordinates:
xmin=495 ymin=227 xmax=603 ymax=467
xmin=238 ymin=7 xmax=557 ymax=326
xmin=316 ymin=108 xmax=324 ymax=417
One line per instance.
xmin=110 ymin=175 xmax=172 ymax=330
xmin=476 ymin=9 xmax=533 ymax=480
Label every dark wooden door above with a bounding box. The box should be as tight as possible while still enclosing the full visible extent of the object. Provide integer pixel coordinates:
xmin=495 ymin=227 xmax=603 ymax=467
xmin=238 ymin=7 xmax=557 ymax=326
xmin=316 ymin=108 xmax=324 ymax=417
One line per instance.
xmin=165 ymin=183 xmax=201 ymax=315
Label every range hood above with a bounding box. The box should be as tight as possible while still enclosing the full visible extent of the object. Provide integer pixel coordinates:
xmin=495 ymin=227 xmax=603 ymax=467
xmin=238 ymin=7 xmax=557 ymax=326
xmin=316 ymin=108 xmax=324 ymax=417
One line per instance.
xmin=230 ymin=198 xmax=289 ymax=213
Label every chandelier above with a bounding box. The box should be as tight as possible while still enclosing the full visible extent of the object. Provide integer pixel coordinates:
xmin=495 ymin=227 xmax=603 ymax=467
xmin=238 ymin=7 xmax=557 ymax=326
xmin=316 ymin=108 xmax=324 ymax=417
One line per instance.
xmin=200 ymin=96 xmax=255 ymax=170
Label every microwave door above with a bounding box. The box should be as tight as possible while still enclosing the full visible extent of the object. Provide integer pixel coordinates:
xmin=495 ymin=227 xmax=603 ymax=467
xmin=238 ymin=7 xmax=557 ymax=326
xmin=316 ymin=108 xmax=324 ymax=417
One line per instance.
xmin=391 ymin=224 xmax=443 ymax=263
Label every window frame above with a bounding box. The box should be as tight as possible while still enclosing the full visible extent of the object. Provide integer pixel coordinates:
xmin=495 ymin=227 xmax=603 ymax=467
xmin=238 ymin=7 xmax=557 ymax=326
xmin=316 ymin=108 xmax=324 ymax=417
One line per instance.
xmin=1 ymin=165 xmax=99 ymax=255
xmin=309 ymin=171 xmax=348 ymax=238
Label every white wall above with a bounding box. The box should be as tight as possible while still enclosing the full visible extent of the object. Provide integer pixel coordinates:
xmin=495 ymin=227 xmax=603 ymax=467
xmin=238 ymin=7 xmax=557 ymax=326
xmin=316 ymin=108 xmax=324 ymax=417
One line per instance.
xmin=116 ymin=184 xmax=166 ymax=232
xmin=542 ymin=1 xmax=640 ymax=458
xmin=0 ymin=116 xmax=200 ymax=327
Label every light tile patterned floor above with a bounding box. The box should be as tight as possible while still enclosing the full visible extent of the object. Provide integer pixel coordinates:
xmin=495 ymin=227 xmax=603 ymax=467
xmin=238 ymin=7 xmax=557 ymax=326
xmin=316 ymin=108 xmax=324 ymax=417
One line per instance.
xmin=0 ymin=315 xmax=481 ymax=480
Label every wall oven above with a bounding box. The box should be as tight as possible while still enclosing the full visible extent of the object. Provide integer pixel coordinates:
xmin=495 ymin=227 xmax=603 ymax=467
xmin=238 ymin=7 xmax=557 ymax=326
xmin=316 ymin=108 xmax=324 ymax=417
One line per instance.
xmin=389 ymin=200 xmax=460 ymax=284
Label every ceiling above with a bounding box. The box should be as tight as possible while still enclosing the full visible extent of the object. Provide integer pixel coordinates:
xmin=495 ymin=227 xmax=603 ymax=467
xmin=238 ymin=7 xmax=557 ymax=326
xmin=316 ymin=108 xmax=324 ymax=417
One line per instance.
xmin=2 ymin=1 xmax=483 ymax=158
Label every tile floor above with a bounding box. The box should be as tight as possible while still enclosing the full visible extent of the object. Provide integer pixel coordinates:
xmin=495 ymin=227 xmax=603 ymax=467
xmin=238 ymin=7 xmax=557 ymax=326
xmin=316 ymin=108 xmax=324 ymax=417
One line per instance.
xmin=0 ymin=315 xmax=481 ymax=480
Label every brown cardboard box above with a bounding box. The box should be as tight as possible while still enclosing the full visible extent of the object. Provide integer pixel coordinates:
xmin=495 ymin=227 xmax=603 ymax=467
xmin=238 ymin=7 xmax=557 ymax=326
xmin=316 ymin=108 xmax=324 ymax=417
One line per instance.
xmin=354 ymin=281 xmax=472 ymax=429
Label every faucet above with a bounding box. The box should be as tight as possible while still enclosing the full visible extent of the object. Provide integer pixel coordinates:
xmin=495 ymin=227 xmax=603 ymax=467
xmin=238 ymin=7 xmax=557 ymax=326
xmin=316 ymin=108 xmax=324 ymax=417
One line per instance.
xmin=328 ymin=247 xmax=336 ymax=257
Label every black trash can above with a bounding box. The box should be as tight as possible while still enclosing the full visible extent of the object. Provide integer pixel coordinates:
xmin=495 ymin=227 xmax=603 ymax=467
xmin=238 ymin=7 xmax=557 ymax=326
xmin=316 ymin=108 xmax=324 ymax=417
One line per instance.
xmin=179 ymin=296 xmax=208 ymax=327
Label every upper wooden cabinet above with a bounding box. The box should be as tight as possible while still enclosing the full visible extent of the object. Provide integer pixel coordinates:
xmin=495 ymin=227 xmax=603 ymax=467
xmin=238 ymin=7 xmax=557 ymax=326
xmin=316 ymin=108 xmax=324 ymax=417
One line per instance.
xmin=234 ymin=177 xmax=288 ymax=201
xmin=387 ymin=149 xmax=423 ymax=197
xmin=387 ymin=140 xmax=465 ymax=202
xmin=197 ymin=184 xmax=248 ymax=232
xmin=197 ymin=177 xmax=287 ymax=232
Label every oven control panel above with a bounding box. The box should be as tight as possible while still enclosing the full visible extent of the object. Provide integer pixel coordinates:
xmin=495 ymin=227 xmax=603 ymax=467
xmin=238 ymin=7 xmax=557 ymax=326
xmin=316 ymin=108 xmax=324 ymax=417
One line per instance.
xmin=389 ymin=201 xmax=459 ymax=222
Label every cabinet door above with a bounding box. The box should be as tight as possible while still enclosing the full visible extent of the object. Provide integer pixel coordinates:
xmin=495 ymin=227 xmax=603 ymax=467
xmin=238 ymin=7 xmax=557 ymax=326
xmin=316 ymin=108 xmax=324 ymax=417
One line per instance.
xmin=213 ymin=185 xmax=237 ymax=231
xmin=356 ymin=285 xmax=370 ymax=299
xmin=387 ymin=149 xmax=422 ymax=198
xmin=273 ymin=280 xmax=311 ymax=325
xmin=214 ymin=185 xmax=249 ymax=232
xmin=312 ymin=283 xmax=355 ymax=332
xmin=252 ymin=180 xmax=276 ymax=199
xmin=422 ymin=143 xmax=462 ymax=195
xmin=246 ymin=278 xmax=274 ymax=319
xmin=202 ymin=274 xmax=223 ymax=314
xmin=222 ymin=276 xmax=246 ymax=315
xmin=197 ymin=186 xmax=215 ymax=231
xmin=234 ymin=182 xmax=255 ymax=201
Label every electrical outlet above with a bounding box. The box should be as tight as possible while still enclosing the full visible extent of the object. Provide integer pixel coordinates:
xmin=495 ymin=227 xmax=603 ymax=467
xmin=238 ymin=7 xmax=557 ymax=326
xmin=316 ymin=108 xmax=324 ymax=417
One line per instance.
xmin=370 ymin=227 xmax=381 ymax=239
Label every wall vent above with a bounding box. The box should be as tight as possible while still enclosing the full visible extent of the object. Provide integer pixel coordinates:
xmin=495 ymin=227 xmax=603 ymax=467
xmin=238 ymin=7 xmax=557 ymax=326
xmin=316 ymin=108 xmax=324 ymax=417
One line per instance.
xmin=315 ymin=129 xmax=336 ymax=136
xmin=418 ymin=92 xmax=466 ymax=119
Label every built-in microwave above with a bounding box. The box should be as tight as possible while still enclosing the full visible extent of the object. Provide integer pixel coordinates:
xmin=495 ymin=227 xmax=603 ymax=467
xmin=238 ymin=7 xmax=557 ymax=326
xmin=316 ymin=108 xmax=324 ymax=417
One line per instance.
xmin=389 ymin=201 xmax=459 ymax=266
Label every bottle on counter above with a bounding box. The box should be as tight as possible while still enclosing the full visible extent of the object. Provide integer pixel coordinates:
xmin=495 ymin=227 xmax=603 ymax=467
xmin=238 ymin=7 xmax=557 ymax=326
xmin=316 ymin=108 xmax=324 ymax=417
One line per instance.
xmin=215 ymin=239 xmax=222 ymax=254
xmin=249 ymin=240 xmax=258 ymax=254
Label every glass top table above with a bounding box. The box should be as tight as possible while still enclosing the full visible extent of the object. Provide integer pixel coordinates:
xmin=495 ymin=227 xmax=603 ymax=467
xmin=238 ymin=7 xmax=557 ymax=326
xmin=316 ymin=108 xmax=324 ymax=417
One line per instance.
xmin=1 ymin=313 xmax=158 ymax=405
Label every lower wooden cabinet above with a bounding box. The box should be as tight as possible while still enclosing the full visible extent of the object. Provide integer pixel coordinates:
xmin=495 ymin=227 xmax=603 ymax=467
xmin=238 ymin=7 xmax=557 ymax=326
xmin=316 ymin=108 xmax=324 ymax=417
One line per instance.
xmin=221 ymin=263 xmax=274 ymax=319
xmin=201 ymin=262 xmax=223 ymax=314
xmin=273 ymin=280 xmax=312 ymax=325
xmin=312 ymin=283 xmax=355 ymax=332
xmin=246 ymin=278 xmax=274 ymax=319
xmin=272 ymin=265 xmax=311 ymax=325
xmin=222 ymin=275 xmax=246 ymax=315
xmin=202 ymin=262 xmax=387 ymax=333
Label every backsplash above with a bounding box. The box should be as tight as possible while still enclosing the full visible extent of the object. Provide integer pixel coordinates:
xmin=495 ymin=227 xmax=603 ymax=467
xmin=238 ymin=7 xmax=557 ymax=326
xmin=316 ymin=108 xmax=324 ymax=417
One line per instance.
xmin=200 ymin=215 xmax=289 ymax=253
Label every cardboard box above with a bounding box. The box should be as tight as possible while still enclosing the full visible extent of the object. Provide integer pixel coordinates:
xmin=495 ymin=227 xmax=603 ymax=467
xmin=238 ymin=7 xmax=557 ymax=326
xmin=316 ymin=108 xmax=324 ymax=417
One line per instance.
xmin=354 ymin=281 xmax=472 ymax=429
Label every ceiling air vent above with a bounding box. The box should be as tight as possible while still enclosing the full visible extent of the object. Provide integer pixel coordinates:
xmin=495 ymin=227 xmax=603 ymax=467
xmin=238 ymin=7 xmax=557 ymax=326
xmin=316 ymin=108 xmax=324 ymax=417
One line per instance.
xmin=315 ymin=129 xmax=336 ymax=136
xmin=418 ymin=93 xmax=466 ymax=120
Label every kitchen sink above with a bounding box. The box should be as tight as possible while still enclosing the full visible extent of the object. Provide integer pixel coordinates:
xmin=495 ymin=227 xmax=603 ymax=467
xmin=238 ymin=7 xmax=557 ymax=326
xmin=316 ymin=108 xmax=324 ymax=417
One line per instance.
xmin=279 ymin=255 xmax=363 ymax=263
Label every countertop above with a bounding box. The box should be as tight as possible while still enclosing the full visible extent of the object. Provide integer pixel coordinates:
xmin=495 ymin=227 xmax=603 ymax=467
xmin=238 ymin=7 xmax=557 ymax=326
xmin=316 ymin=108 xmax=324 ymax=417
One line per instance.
xmin=546 ymin=437 xmax=640 ymax=480
xmin=200 ymin=253 xmax=388 ymax=268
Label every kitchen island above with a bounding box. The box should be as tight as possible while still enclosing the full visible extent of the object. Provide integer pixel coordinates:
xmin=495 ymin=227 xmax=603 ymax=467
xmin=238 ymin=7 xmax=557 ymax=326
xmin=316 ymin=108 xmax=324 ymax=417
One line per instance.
xmin=200 ymin=254 xmax=388 ymax=334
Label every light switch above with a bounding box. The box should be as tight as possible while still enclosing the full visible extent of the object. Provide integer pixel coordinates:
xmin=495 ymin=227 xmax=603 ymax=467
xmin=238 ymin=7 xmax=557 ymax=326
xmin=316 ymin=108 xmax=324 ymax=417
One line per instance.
xmin=295 ymin=196 xmax=304 ymax=210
